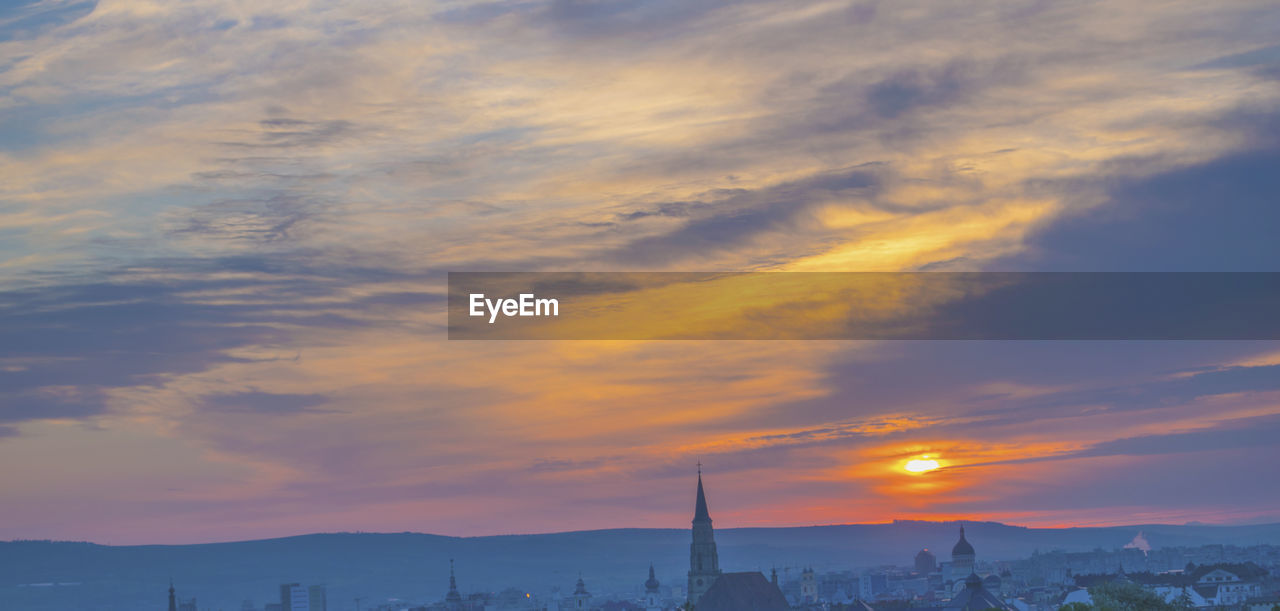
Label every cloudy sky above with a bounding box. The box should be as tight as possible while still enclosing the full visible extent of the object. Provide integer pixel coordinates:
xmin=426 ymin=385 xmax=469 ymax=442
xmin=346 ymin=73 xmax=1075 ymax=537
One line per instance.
xmin=1 ymin=0 xmax=1279 ymax=544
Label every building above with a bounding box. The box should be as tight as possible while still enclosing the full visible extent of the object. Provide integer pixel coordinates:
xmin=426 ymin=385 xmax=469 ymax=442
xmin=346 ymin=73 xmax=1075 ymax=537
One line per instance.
xmin=687 ymin=466 xmax=721 ymax=606
xmin=1196 ymin=566 xmax=1262 ymax=605
xmin=571 ymin=575 xmax=592 ymax=610
xmin=166 ymin=581 xmax=196 ymax=611
xmin=308 ymin=585 xmax=327 ymax=611
xmin=280 ymin=583 xmax=310 ymax=611
xmin=644 ymin=564 xmax=662 ymax=611
xmin=859 ymin=572 xmax=889 ymax=600
xmin=916 ymin=548 xmax=938 ymax=574
xmin=801 ymin=567 xmax=817 ymax=603
xmin=941 ymin=573 xmax=1014 ymax=611
xmin=684 ymin=468 xmax=787 ymax=611
xmin=695 ymin=572 xmax=790 ymax=611
xmin=982 ymin=573 xmax=1002 ymax=596
xmin=946 ymin=527 xmax=976 ymax=592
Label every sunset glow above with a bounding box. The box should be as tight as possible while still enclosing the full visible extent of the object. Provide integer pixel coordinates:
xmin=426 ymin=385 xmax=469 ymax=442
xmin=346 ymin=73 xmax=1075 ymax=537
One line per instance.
xmin=904 ymin=458 xmax=941 ymax=474
xmin=0 ymin=0 xmax=1278 ymax=548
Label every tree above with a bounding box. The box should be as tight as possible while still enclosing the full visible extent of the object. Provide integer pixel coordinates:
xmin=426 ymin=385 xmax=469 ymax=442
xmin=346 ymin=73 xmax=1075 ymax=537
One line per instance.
xmin=1058 ymin=603 xmax=1093 ymax=611
xmin=1171 ymin=587 xmax=1195 ymax=610
xmin=1087 ymin=581 xmax=1176 ymax=611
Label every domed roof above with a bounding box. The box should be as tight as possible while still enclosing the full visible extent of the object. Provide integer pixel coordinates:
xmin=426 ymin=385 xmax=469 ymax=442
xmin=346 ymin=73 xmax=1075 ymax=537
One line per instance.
xmin=645 ymin=564 xmax=660 ymax=592
xmin=916 ymin=548 xmax=936 ymax=559
xmin=965 ymin=573 xmax=983 ymax=588
xmin=952 ymin=526 xmax=975 ymax=557
xmin=984 ymin=574 xmax=1002 ymax=586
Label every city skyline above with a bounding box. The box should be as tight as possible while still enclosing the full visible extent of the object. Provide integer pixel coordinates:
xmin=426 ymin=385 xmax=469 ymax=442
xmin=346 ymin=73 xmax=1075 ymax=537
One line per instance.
xmin=2 ymin=0 xmax=1280 ymax=546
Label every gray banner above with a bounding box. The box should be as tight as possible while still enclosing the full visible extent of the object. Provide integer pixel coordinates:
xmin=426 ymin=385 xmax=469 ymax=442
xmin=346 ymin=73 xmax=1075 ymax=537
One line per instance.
xmin=448 ymin=272 xmax=1280 ymax=340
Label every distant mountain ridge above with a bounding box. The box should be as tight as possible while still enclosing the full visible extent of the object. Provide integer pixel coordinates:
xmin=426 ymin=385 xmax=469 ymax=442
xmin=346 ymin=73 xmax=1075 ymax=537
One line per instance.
xmin=5 ymin=520 xmax=1280 ymax=611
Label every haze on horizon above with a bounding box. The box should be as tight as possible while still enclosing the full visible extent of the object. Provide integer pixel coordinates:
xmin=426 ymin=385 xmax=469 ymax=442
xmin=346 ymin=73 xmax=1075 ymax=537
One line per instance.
xmin=1 ymin=0 xmax=1279 ymax=546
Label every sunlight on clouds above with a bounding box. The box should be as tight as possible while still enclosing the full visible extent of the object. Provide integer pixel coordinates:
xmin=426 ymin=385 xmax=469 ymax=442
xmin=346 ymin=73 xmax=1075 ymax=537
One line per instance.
xmin=1 ymin=0 xmax=1279 ymax=540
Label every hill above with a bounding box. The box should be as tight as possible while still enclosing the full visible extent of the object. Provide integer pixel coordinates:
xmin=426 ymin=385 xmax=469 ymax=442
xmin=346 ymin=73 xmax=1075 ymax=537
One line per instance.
xmin=4 ymin=521 xmax=1280 ymax=610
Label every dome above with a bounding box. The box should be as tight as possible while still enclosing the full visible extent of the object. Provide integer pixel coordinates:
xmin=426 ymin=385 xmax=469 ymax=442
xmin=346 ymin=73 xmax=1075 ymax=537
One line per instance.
xmin=952 ymin=526 xmax=975 ymax=557
xmin=645 ymin=564 xmax=660 ymax=592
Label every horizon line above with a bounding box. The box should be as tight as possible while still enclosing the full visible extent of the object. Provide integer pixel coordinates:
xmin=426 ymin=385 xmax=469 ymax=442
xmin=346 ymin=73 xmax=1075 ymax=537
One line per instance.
xmin=7 ymin=517 xmax=1279 ymax=548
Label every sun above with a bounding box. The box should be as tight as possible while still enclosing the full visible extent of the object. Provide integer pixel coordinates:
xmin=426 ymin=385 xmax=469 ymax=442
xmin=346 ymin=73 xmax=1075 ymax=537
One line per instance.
xmin=904 ymin=457 xmax=940 ymax=473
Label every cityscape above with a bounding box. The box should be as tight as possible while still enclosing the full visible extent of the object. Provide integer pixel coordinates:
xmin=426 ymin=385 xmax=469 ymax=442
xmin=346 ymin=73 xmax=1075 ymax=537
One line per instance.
xmin=31 ymin=470 xmax=1276 ymax=611
xmin=3 ymin=2 xmax=1280 ymax=611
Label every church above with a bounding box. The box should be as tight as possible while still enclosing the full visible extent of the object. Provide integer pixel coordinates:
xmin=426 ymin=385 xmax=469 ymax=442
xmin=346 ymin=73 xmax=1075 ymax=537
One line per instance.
xmin=685 ymin=468 xmax=789 ymax=611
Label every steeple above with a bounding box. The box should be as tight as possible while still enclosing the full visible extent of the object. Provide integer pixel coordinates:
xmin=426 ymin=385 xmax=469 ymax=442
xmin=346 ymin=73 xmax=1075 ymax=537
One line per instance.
xmin=168 ymin=580 xmax=177 ymax=611
xmin=645 ymin=563 xmax=661 ymax=593
xmin=694 ymin=466 xmax=712 ymax=523
xmin=688 ymin=464 xmax=721 ymax=606
xmin=1115 ymin=563 xmax=1131 ymax=583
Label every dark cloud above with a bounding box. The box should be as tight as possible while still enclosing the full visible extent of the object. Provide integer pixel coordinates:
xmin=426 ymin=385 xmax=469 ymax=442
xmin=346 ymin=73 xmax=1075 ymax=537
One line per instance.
xmin=725 ymin=341 xmax=1280 ymax=435
xmin=0 ymin=256 xmax=436 ymax=430
xmin=606 ymin=168 xmax=879 ymax=265
xmin=200 ymin=391 xmax=330 ymax=414
xmin=616 ymin=201 xmax=699 ymax=221
xmin=997 ymin=109 xmax=1280 ymax=272
xmin=1072 ymin=413 xmax=1280 ymax=459
xmin=1196 ymin=43 xmax=1280 ymax=71
xmin=218 ymin=118 xmax=358 ymax=149
xmin=865 ymin=63 xmax=972 ymax=119
xmin=170 ymin=194 xmax=320 ymax=243
xmin=0 ymin=386 xmax=108 ymax=424
xmin=539 ymin=0 xmax=741 ymax=42
xmin=946 ymin=359 xmax=1280 ymax=430
xmin=964 ymin=442 xmax=1280 ymax=515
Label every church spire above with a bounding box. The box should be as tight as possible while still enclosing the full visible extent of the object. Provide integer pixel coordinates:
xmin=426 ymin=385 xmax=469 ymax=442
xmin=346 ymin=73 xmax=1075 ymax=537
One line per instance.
xmin=688 ymin=465 xmax=721 ymax=606
xmin=168 ymin=579 xmax=177 ymax=611
xmin=694 ymin=466 xmax=711 ymax=523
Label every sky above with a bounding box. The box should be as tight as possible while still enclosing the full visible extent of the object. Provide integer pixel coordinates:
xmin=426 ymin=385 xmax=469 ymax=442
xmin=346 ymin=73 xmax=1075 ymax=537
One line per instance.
xmin=1 ymin=0 xmax=1279 ymax=545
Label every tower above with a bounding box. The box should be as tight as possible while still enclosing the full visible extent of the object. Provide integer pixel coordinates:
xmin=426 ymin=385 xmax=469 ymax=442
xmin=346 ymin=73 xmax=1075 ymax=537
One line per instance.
xmin=445 ymin=559 xmax=463 ymax=609
xmin=915 ymin=548 xmax=937 ymax=574
xmin=573 ymin=574 xmax=591 ymax=610
xmin=801 ymin=567 xmax=817 ymax=603
xmin=644 ymin=564 xmax=662 ymax=611
xmin=687 ymin=465 xmax=721 ymax=606
xmin=168 ymin=580 xmax=177 ymax=611
xmin=952 ymin=526 xmax=975 ymax=570
xmin=949 ymin=526 xmax=976 ymax=592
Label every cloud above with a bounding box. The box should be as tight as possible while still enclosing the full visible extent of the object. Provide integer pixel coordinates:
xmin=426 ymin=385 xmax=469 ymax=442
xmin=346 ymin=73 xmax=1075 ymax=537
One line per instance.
xmin=1070 ymin=413 xmax=1280 ymax=459
xmin=2 ymin=0 xmax=1280 ymax=542
xmin=1004 ymin=145 xmax=1280 ymax=271
xmin=200 ymin=391 xmax=330 ymax=415
xmin=606 ymin=168 xmax=879 ymax=266
xmin=864 ymin=62 xmax=981 ymax=119
xmin=0 ymin=256 xmax=436 ymax=428
xmin=0 ymin=385 xmax=108 ymax=423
